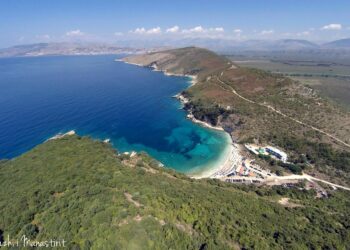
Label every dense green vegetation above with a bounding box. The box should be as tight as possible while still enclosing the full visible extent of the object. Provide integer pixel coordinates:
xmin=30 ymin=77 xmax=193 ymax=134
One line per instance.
xmin=0 ymin=136 xmax=349 ymax=249
xmin=257 ymin=154 xmax=304 ymax=175
xmin=125 ymin=47 xmax=350 ymax=184
xmin=183 ymin=97 xmax=231 ymax=126
xmin=267 ymin=134 xmax=350 ymax=173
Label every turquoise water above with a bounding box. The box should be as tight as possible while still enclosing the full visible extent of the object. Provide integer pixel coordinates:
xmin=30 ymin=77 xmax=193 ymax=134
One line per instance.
xmin=0 ymin=55 xmax=230 ymax=174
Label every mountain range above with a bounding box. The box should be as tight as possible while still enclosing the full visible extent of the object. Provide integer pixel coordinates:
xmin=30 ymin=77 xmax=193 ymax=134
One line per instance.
xmin=112 ymin=38 xmax=350 ymax=52
xmin=0 ymin=42 xmax=145 ymax=58
xmin=172 ymin=38 xmax=350 ymax=52
xmin=1 ymin=38 xmax=350 ymax=58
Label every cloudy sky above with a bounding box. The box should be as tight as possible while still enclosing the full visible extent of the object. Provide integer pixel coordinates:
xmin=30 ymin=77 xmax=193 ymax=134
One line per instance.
xmin=0 ymin=0 xmax=350 ymax=48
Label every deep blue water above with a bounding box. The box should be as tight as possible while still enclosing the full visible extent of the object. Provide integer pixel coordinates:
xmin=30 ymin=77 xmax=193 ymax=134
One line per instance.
xmin=0 ymin=55 xmax=230 ymax=174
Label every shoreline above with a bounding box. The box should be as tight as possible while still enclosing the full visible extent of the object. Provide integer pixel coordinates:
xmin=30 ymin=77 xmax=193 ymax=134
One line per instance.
xmin=188 ymin=134 xmax=239 ymax=179
xmin=173 ymin=94 xmax=224 ymax=132
xmin=47 ymin=130 xmax=76 ymax=141
xmin=120 ymin=57 xmax=241 ymax=179
xmin=119 ymin=59 xmax=198 ymax=86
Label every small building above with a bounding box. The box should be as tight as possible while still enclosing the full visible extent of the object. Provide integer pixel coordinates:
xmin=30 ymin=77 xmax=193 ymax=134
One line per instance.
xmin=265 ymin=146 xmax=288 ymax=163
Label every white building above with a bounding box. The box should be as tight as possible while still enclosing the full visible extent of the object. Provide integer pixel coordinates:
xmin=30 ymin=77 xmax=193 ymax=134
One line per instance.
xmin=265 ymin=146 xmax=288 ymax=163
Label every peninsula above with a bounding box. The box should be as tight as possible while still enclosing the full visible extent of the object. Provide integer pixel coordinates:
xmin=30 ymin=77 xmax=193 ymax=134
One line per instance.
xmin=123 ymin=47 xmax=350 ymax=187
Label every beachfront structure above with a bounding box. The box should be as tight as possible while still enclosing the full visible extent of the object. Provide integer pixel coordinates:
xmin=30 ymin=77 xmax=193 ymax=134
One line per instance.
xmin=245 ymin=144 xmax=288 ymax=163
xmin=245 ymin=144 xmax=261 ymax=155
xmin=265 ymin=146 xmax=288 ymax=163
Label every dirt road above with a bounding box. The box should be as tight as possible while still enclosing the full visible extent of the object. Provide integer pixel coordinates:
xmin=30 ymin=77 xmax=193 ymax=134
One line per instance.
xmin=216 ymin=73 xmax=350 ymax=148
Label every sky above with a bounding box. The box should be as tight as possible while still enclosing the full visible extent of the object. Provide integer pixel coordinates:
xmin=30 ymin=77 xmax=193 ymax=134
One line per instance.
xmin=0 ymin=0 xmax=350 ymax=48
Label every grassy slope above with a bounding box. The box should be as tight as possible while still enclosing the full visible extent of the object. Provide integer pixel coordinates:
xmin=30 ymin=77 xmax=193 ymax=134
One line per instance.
xmin=123 ymin=47 xmax=229 ymax=80
xmin=0 ymin=136 xmax=349 ymax=249
xmin=230 ymin=57 xmax=350 ymax=108
xmin=125 ymin=47 xmax=350 ymax=184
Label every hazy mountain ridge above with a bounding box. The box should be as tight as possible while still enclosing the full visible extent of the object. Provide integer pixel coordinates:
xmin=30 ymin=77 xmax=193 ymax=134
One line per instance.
xmin=323 ymin=38 xmax=350 ymax=48
xmin=1 ymin=38 xmax=350 ymax=58
xmin=107 ymin=38 xmax=350 ymax=52
xmin=0 ymin=42 xmax=145 ymax=57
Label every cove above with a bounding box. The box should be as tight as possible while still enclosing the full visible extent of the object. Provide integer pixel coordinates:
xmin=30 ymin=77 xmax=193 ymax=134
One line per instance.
xmin=0 ymin=55 xmax=231 ymax=175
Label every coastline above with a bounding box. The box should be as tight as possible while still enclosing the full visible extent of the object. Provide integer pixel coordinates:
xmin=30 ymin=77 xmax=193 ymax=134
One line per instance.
xmin=119 ymin=59 xmax=198 ymax=86
xmin=173 ymin=94 xmax=224 ymax=131
xmin=47 ymin=130 xmax=75 ymax=141
xmin=120 ymin=57 xmax=241 ymax=179
xmin=187 ymin=133 xmax=238 ymax=179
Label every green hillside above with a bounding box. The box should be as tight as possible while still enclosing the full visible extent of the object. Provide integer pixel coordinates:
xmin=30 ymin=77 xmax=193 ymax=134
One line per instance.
xmin=123 ymin=47 xmax=229 ymax=80
xmin=125 ymin=47 xmax=350 ymax=185
xmin=0 ymin=135 xmax=349 ymax=249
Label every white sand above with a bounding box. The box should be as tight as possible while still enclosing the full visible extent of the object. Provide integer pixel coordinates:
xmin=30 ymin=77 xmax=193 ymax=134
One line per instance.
xmin=188 ymin=134 xmax=242 ymax=179
xmin=120 ymin=58 xmax=242 ymax=179
xmin=186 ymin=114 xmax=224 ymax=131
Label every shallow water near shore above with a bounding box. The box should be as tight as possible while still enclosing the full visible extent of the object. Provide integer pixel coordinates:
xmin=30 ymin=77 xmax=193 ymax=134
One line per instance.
xmin=0 ymin=55 xmax=230 ymax=174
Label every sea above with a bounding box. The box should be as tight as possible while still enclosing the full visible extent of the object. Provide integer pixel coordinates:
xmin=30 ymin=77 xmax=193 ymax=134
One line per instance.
xmin=0 ymin=55 xmax=231 ymax=175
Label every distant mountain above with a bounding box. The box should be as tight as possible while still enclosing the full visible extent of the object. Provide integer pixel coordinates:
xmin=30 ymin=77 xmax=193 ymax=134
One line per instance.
xmin=115 ymin=38 xmax=320 ymax=52
xmin=114 ymin=38 xmax=320 ymax=52
xmin=323 ymin=38 xmax=350 ymax=49
xmin=218 ymin=39 xmax=319 ymax=52
xmin=267 ymin=39 xmax=319 ymax=50
xmin=2 ymin=38 xmax=350 ymax=58
xmin=0 ymin=42 xmax=144 ymax=57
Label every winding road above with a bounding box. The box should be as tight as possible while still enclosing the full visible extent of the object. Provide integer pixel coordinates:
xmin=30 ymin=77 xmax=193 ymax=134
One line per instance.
xmin=216 ymin=72 xmax=350 ymax=149
xmin=214 ymin=69 xmax=350 ymax=191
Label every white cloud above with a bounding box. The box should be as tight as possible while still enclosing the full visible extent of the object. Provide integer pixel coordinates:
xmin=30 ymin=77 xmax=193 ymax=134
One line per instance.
xmin=182 ymin=26 xmax=224 ymax=34
xmin=192 ymin=26 xmax=204 ymax=32
xmin=130 ymin=27 xmax=161 ymax=35
xmin=147 ymin=27 xmax=161 ymax=34
xmin=182 ymin=26 xmax=205 ymax=33
xmin=321 ymin=23 xmax=342 ymax=30
xmin=66 ymin=29 xmax=84 ymax=36
xmin=260 ymin=29 xmax=274 ymax=35
xmin=212 ymin=27 xmax=224 ymax=32
xmin=114 ymin=32 xmax=123 ymax=36
xmin=129 ymin=25 xmax=225 ymax=37
xmin=166 ymin=26 xmax=180 ymax=33
xmin=132 ymin=28 xmax=146 ymax=34
xmin=233 ymin=29 xmax=242 ymax=34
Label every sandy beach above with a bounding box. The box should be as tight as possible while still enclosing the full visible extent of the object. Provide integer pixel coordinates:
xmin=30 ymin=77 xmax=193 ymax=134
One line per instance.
xmin=188 ymin=135 xmax=237 ymax=179
xmin=173 ymin=93 xmax=241 ymax=179
xmin=120 ymin=58 xmax=241 ymax=179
